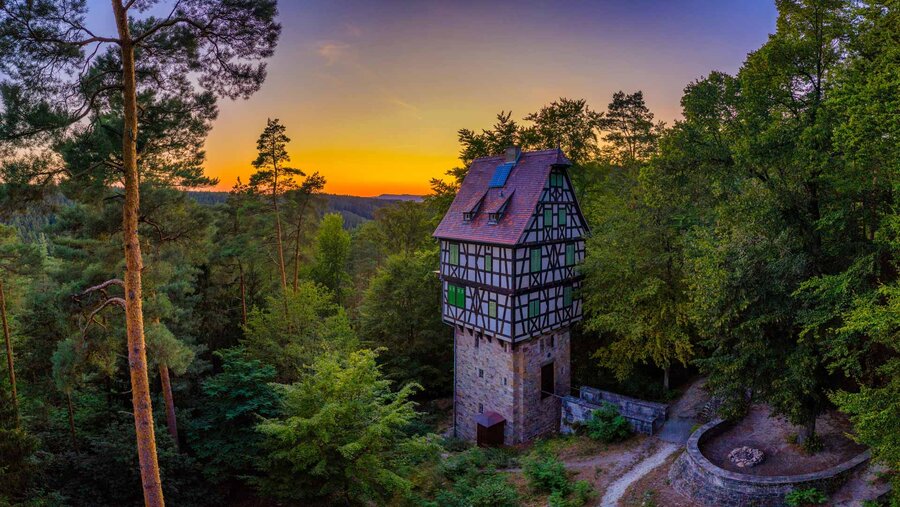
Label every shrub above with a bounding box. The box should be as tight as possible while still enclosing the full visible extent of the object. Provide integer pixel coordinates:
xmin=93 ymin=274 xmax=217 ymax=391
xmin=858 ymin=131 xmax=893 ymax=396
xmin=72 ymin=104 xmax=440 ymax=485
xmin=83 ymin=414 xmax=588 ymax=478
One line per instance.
xmin=584 ymin=403 xmax=632 ymax=443
xmin=785 ymin=487 xmax=828 ymax=506
xmin=441 ymin=436 xmax=472 ymax=453
xmin=522 ymin=453 xmax=569 ymax=493
xmin=432 ymin=470 xmax=520 ymax=507
xmin=523 ymin=453 xmax=595 ymax=506
xmin=465 ymin=474 xmax=521 ymax=507
xmin=547 ymin=480 xmax=596 ymax=507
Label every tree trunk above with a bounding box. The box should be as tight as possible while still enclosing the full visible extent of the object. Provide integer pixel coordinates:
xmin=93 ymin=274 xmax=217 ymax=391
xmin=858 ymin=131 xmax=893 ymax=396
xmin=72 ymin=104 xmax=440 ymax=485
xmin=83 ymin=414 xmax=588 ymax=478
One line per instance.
xmin=66 ymin=392 xmax=78 ymax=452
xmin=0 ymin=277 xmax=18 ymax=427
xmin=798 ymin=416 xmax=817 ymax=446
xmin=112 ymin=2 xmax=165 ymax=506
xmin=158 ymin=362 xmax=179 ymax=451
xmin=271 ymin=163 xmax=288 ymax=294
xmin=291 ymin=205 xmax=305 ymax=292
xmin=238 ymin=261 xmax=248 ymax=326
xmin=663 ymin=366 xmax=670 ymax=391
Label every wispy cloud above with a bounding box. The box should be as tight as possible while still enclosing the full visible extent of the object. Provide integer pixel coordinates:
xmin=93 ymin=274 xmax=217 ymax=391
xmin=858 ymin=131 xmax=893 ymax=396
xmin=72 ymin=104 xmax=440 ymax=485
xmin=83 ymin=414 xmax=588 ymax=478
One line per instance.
xmin=316 ymin=41 xmax=352 ymax=65
xmin=387 ymin=97 xmax=423 ymax=118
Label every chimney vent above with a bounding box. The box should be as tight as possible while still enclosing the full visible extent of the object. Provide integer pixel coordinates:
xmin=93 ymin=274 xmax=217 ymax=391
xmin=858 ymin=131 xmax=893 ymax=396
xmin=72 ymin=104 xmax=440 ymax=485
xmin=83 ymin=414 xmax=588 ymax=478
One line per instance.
xmin=505 ymin=146 xmax=521 ymax=163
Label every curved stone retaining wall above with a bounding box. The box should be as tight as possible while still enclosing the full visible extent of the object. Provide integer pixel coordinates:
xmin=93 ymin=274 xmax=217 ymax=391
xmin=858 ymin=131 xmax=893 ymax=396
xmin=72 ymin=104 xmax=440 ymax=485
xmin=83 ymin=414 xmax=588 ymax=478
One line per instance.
xmin=669 ymin=419 xmax=870 ymax=507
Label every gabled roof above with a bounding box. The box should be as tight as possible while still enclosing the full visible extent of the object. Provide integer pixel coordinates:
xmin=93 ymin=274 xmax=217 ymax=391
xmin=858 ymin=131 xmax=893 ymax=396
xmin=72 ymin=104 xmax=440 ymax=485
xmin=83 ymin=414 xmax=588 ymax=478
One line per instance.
xmin=433 ymin=148 xmax=571 ymax=245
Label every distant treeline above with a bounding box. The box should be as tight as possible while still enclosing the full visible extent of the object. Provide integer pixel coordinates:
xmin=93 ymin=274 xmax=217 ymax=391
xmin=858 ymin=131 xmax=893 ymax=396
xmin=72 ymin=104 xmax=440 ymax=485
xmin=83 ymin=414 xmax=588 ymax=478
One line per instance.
xmin=3 ymin=191 xmax=397 ymax=240
xmin=187 ymin=191 xmax=400 ymax=229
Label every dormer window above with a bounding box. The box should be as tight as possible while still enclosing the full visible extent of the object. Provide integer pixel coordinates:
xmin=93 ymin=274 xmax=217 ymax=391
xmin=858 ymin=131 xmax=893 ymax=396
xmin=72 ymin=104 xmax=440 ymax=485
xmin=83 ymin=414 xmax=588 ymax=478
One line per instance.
xmin=463 ymin=193 xmax=486 ymax=223
xmin=488 ymin=212 xmax=502 ymax=224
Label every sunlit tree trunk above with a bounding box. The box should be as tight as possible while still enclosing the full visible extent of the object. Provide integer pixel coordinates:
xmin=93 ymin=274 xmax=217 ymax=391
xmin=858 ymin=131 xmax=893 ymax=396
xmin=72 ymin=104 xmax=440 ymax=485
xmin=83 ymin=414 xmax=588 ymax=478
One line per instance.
xmin=0 ymin=278 xmax=18 ymax=427
xmin=158 ymin=362 xmax=179 ymax=451
xmin=112 ymin=2 xmax=165 ymax=505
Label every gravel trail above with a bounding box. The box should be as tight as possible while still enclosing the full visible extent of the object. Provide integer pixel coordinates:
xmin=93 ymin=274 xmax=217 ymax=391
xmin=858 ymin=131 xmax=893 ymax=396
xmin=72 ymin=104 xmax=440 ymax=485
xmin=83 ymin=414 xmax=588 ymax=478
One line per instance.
xmin=598 ymin=442 xmax=679 ymax=507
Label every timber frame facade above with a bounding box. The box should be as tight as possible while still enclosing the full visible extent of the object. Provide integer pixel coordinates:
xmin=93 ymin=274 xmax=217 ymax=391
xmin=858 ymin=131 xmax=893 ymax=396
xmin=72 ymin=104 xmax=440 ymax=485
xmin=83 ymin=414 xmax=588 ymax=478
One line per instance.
xmin=434 ymin=147 xmax=589 ymax=445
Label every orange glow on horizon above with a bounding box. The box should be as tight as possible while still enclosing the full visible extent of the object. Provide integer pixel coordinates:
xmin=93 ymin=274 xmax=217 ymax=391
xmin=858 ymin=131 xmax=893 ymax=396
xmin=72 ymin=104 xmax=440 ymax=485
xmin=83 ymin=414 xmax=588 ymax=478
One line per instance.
xmin=206 ymin=146 xmax=458 ymax=197
xmin=195 ymin=0 xmax=776 ymax=197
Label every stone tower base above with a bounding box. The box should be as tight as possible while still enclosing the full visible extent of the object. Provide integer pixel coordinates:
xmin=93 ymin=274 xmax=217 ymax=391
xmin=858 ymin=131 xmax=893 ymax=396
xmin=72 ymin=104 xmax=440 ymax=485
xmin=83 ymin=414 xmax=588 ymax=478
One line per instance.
xmin=453 ymin=326 xmax=571 ymax=445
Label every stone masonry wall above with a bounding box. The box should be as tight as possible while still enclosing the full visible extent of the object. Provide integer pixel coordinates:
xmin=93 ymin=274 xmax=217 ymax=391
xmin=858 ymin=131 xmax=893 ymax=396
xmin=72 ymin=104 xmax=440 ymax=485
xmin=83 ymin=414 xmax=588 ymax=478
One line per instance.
xmin=454 ymin=327 xmax=515 ymax=443
xmin=560 ymin=394 xmax=666 ymax=435
xmin=669 ymin=419 xmax=871 ymax=506
xmin=514 ymin=330 xmax=571 ymax=443
xmin=454 ymin=327 xmax=571 ymax=444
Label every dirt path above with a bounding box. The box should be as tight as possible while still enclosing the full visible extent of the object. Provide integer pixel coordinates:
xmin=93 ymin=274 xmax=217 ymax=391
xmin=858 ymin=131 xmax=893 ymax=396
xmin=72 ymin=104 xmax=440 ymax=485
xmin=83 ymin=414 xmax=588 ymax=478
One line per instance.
xmin=599 ymin=442 xmax=679 ymax=507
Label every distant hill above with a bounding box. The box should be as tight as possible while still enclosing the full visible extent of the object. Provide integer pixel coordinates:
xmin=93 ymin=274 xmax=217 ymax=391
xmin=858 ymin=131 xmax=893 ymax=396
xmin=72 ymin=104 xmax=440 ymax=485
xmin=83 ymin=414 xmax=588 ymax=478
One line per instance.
xmin=375 ymin=194 xmax=423 ymax=202
xmin=186 ymin=191 xmax=399 ymax=228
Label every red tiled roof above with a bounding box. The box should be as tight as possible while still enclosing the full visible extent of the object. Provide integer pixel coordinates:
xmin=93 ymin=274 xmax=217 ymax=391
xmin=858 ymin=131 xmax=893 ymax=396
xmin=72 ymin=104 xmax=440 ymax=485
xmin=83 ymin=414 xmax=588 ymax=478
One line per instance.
xmin=433 ymin=149 xmax=571 ymax=245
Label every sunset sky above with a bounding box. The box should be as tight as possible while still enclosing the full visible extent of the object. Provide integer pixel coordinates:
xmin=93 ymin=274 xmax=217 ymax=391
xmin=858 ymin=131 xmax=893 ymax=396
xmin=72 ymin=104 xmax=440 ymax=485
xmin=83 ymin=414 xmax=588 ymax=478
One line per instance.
xmin=95 ymin=1 xmax=778 ymax=196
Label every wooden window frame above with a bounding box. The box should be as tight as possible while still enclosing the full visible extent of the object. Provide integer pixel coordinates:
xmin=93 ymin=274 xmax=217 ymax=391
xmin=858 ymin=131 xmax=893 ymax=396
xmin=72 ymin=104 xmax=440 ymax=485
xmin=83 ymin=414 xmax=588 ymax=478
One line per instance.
xmin=449 ymin=243 xmax=460 ymax=265
xmin=543 ymin=207 xmax=552 ymax=228
xmin=549 ymin=173 xmax=564 ymax=188
xmin=566 ymin=243 xmax=575 ymax=266
xmin=557 ymin=207 xmax=566 ymax=226
xmin=564 ymin=286 xmax=573 ymax=307
xmin=488 ymin=300 xmax=497 ymax=318
xmin=530 ymin=247 xmax=541 ymax=273
xmin=528 ymin=299 xmax=540 ymax=319
xmin=447 ymin=283 xmax=466 ymax=308
xmin=484 ymin=253 xmax=493 ymax=272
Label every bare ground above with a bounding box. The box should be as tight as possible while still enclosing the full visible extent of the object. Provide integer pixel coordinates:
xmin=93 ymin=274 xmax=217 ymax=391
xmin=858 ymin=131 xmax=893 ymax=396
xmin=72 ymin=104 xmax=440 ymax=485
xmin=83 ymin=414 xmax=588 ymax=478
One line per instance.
xmin=700 ymin=404 xmax=867 ymax=476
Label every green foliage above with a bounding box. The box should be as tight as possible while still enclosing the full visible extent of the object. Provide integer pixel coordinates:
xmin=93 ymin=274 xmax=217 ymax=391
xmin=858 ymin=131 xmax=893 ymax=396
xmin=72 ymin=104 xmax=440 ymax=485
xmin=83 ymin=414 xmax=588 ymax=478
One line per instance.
xmin=189 ymin=348 xmax=281 ymax=484
xmin=360 ymin=247 xmax=450 ymax=396
xmin=548 ymin=480 xmax=595 ymax=507
xmin=255 ymin=348 xmax=440 ymax=505
xmin=785 ymin=487 xmax=828 ymax=506
xmin=522 ymin=453 xmax=570 ymax=493
xmin=310 ymin=213 xmax=352 ymax=301
xmin=584 ymin=403 xmax=632 ymax=443
xmin=582 ymin=158 xmax=693 ymax=389
xmin=522 ymin=452 xmax=595 ymax=506
xmin=430 ymin=447 xmax=521 ymax=507
xmin=44 ymin=419 xmax=213 ymax=507
xmin=432 ymin=473 xmax=520 ymax=507
xmin=242 ymin=281 xmax=358 ymax=382
xmin=0 ymin=382 xmax=38 ymax=503
xmin=596 ymin=90 xmax=662 ymax=167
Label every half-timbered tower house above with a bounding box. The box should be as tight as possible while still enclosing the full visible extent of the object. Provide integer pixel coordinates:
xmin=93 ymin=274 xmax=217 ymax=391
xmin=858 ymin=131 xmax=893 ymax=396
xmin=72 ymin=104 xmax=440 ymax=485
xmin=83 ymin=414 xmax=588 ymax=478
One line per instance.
xmin=433 ymin=147 xmax=587 ymax=445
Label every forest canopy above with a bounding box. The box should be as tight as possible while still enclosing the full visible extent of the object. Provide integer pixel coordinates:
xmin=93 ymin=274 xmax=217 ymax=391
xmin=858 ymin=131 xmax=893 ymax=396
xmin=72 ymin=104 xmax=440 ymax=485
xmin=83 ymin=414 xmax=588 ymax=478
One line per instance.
xmin=0 ymin=0 xmax=897 ymax=506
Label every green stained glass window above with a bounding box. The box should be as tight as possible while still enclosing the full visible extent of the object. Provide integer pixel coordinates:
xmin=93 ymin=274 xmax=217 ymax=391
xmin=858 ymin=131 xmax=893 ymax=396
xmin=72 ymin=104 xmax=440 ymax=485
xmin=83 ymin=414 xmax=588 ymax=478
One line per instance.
xmin=484 ymin=254 xmax=492 ymax=272
xmin=566 ymin=243 xmax=575 ymax=266
xmin=488 ymin=301 xmax=497 ymax=318
xmin=449 ymin=243 xmax=459 ymax=265
xmin=530 ymin=247 xmax=541 ymax=272
xmin=528 ymin=299 xmax=540 ymax=318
